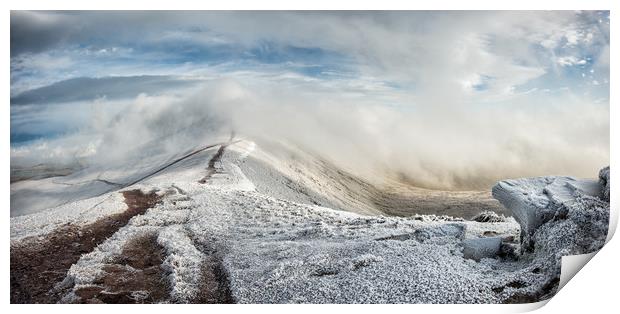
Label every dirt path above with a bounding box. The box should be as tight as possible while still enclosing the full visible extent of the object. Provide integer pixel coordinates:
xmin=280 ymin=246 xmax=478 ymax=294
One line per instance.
xmin=198 ymin=135 xmax=240 ymax=184
xmin=196 ymin=254 xmax=234 ymax=303
xmin=11 ymin=137 xmax=239 ymax=303
xmin=198 ymin=144 xmax=227 ymax=184
xmin=10 ymin=189 xmax=162 ymax=304
xmin=73 ymin=234 xmax=170 ymax=303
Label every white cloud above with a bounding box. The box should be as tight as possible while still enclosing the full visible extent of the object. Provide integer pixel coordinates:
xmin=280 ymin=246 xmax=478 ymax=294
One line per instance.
xmin=556 ymin=56 xmax=587 ymax=67
xmin=10 ymin=11 xmax=610 ymax=188
xmin=11 ymin=72 xmax=610 ymax=189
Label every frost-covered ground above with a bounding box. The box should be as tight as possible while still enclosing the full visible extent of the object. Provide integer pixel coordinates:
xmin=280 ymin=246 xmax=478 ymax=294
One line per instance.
xmin=10 ymin=139 xmax=610 ymax=304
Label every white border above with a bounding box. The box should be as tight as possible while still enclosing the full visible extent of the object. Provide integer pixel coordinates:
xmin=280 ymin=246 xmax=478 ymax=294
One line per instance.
xmin=2 ymin=1 xmax=616 ymax=313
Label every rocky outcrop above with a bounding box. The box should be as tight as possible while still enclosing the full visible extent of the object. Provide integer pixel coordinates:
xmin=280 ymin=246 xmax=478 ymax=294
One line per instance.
xmin=599 ymin=166 xmax=610 ymax=202
xmin=492 ymin=173 xmax=605 ymax=252
xmin=487 ymin=167 xmax=610 ymax=302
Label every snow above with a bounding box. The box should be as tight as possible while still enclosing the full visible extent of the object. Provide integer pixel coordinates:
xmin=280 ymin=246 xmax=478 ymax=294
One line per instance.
xmin=462 ymin=237 xmax=502 ymax=261
xmin=472 ymin=210 xmax=506 ymax=223
xmin=599 ymin=166 xmax=610 ymax=202
xmin=10 ymin=138 xmax=611 ymax=303
xmin=10 ymin=135 xmax=231 ymax=216
xmin=488 ymin=172 xmax=609 ymax=301
xmin=492 ymin=177 xmax=567 ymax=250
xmin=61 ymin=226 xmax=160 ymax=290
xmin=234 ymin=139 xmax=382 ymax=216
xmin=492 ymin=176 xmax=608 ymax=252
xmin=158 ymin=225 xmax=207 ymax=303
xmin=10 ymin=191 xmax=128 ymax=242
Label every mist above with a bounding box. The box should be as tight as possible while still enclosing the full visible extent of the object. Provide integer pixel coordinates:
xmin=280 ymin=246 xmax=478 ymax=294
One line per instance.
xmin=10 ymin=11 xmax=609 ymax=190
xmin=10 ymin=76 xmax=608 ymax=190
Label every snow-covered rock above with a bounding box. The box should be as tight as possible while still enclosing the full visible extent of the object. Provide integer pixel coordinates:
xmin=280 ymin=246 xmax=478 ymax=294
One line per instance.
xmin=599 ymin=166 xmax=610 ymax=202
xmin=414 ymin=223 xmax=466 ymax=241
xmin=471 ymin=211 xmax=506 ymax=223
xmin=492 ymin=175 xmax=604 ymax=251
xmin=462 ymin=237 xmax=502 ymax=261
xmin=486 ymin=167 xmax=609 ymax=302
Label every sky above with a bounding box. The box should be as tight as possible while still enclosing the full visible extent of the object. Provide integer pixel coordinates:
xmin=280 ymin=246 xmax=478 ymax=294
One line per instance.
xmin=9 ymin=11 xmax=610 ymax=189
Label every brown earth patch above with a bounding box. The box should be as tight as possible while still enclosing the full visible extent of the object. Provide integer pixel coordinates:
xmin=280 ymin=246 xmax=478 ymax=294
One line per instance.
xmin=74 ymin=234 xmax=169 ymax=303
xmin=503 ymin=277 xmax=560 ymax=304
xmin=195 ymin=254 xmax=234 ymax=303
xmin=10 ymin=189 xmax=162 ymax=304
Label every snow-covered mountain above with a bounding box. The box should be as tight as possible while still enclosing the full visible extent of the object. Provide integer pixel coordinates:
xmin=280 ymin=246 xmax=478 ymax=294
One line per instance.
xmin=10 ymin=137 xmax=610 ymax=304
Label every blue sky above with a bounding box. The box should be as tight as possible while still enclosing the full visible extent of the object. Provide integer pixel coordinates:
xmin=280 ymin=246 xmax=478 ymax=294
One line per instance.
xmin=9 ymin=11 xmax=610 ymax=187
xmin=11 ymin=11 xmax=609 ymax=96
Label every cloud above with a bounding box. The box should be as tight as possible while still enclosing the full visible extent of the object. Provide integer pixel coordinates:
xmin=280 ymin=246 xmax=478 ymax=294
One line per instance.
xmin=11 ymin=73 xmax=610 ymax=189
xmin=11 ymin=75 xmax=201 ymax=105
xmin=10 ymin=11 xmax=74 ymax=55
xmin=11 ymin=11 xmax=610 ymax=96
xmin=556 ymin=56 xmax=588 ymax=67
xmin=10 ymin=11 xmax=610 ymax=189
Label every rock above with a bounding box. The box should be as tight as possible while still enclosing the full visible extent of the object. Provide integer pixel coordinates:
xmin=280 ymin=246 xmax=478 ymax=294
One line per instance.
xmin=566 ymin=180 xmax=602 ymax=199
xmin=502 ymin=235 xmax=515 ymax=243
xmin=482 ymin=230 xmax=500 ymax=237
xmin=413 ymin=223 xmax=465 ymax=242
xmin=462 ymin=237 xmax=502 ymax=261
xmin=375 ymin=223 xmax=465 ymax=242
xmin=471 ymin=211 xmax=505 ymax=223
xmin=492 ymin=171 xmax=606 ymax=252
xmin=498 ymin=242 xmax=518 ymax=260
xmin=492 ymin=177 xmax=558 ymax=250
xmin=544 ymin=178 xmax=599 ymax=207
xmin=375 ymin=233 xmax=414 ymax=241
xmin=599 ymin=166 xmax=610 ymax=202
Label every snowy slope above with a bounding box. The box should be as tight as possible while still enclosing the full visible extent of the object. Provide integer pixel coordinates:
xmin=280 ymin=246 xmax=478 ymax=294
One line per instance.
xmin=10 ymin=138 xmax=610 ymax=304
xmin=10 ymin=134 xmax=231 ymax=217
xmin=233 ymin=139 xmax=507 ymax=218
